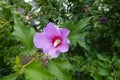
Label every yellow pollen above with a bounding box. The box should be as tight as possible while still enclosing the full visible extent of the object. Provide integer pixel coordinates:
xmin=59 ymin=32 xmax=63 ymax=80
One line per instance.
xmin=54 ymin=39 xmax=61 ymax=47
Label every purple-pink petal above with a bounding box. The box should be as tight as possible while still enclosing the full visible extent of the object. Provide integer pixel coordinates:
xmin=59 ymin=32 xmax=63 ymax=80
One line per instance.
xmin=58 ymin=44 xmax=69 ymax=52
xmin=33 ymin=33 xmax=50 ymax=49
xmin=48 ymin=49 xmax=60 ymax=58
xmin=43 ymin=23 xmax=60 ymax=38
xmin=42 ymin=44 xmax=53 ymax=54
xmin=60 ymin=28 xmax=70 ymax=40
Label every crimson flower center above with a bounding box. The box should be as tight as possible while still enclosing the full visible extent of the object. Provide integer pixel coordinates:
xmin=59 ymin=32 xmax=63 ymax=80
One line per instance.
xmin=52 ymin=36 xmax=62 ymax=47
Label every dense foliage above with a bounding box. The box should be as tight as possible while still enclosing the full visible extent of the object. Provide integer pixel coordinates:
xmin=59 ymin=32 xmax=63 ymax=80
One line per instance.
xmin=0 ymin=0 xmax=120 ymax=80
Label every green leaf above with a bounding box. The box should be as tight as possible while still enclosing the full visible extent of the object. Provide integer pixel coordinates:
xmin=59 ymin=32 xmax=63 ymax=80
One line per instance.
xmin=71 ymin=56 xmax=84 ymax=62
xmin=113 ymin=59 xmax=120 ymax=70
xmin=97 ymin=67 xmax=110 ymax=76
xmin=62 ymin=21 xmax=75 ymax=34
xmin=90 ymin=72 xmax=102 ymax=80
xmin=12 ymin=17 xmax=35 ymax=50
xmin=63 ymin=17 xmax=92 ymax=35
xmin=97 ymin=54 xmax=109 ymax=62
xmin=63 ymin=18 xmax=91 ymax=49
xmin=69 ymin=33 xmax=89 ymax=50
xmin=47 ymin=58 xmax=72 ymax=80
xmin=78 ymin=40 xmax=89 ymax=50
xmin=0 ymin=74 xmax=17 ymax=80
xmin=106 ymin=76 xmax=114 ymax=80
xmin=25 ymin=60 xmax=54 ymax=80
xmin=15 ymin=56 xmax=21 ymax=65
xmin=116 ymin=71 xmax=120 ymax=80
xmin=73 ymin=17 xmax=92 ymax=33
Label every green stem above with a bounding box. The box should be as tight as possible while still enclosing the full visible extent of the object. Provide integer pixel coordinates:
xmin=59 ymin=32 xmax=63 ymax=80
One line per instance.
xmin=22 ymin=53 xmax=43 ymax=68
xmin=111 ymin=65 xmax=116 ymax=80
xmin=22 ymin=57 xmax=35 ymax=68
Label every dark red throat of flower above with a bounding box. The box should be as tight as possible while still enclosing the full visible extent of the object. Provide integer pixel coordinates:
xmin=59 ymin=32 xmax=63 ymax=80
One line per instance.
xmin=52 ymin=36 xmax=62 ymax=48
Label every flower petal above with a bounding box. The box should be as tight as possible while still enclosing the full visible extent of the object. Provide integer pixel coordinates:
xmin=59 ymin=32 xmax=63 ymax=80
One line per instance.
xmin=60 ymin=28 xmax=70 ymax=40
xmin=58 ymin=43 xmax=69 ymax=52
xmin=33 ymin=32 xmax=51 ymax=49
xmin=43 ymin=22 xmax=60 ymax=38
xmin=48 ymin=49 xmax=60 ymax=58
xmin=43 ymin=44 xmax=53 ymax=54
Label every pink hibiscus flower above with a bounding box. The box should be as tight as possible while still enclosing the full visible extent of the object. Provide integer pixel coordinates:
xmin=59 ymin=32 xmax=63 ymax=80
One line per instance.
xmin=33 ymin=22 xmax=70 ymax=58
